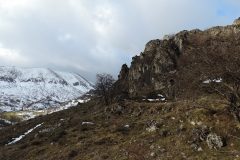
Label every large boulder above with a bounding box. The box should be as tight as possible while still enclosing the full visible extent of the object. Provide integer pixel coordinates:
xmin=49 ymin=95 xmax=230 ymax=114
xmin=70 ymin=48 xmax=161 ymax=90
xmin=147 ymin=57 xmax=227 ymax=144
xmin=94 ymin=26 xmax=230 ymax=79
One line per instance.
xmin=206 ymin=133 xmax=223 ymax=150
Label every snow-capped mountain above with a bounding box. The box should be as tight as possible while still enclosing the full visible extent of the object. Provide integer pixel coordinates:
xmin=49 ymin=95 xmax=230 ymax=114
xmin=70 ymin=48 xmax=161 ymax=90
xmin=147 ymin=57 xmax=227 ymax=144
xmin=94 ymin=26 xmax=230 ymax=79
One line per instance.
xmin=0 ymin=66 xmax=93 ymax=112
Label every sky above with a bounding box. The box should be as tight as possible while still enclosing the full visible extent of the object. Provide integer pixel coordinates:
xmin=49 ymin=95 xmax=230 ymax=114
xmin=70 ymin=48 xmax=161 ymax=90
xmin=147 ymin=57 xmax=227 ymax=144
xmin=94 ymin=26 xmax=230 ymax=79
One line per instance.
xmin=0 ymin=0 xmax=240 ymax=81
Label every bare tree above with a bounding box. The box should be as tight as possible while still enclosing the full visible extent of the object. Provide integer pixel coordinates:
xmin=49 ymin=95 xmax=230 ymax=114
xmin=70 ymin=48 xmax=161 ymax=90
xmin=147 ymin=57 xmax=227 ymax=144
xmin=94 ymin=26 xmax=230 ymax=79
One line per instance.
xmin=177 ymin=47 xmax=240 ymax=121
xmin=95 ymin=73 xmax=115 ymax=105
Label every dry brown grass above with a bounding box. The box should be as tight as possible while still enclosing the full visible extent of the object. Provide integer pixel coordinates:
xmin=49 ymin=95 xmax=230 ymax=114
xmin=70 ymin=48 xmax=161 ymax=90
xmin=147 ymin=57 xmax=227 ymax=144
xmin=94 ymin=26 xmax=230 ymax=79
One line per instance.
xmin=0 ymin=96 xmax=240 ymax=160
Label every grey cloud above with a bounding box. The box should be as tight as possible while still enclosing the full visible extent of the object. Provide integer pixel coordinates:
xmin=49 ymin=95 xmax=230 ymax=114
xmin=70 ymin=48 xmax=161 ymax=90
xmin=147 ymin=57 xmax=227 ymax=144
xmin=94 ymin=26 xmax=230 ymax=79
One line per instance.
xmin=0 ymin=0 xmax=240 ymax=81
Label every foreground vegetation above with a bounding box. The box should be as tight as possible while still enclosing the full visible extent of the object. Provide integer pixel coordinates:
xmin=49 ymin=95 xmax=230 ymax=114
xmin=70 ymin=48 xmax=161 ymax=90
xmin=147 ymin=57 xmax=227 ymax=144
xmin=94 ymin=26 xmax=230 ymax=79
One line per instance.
xmin=1 ymin=94 xmax=240 ymax=160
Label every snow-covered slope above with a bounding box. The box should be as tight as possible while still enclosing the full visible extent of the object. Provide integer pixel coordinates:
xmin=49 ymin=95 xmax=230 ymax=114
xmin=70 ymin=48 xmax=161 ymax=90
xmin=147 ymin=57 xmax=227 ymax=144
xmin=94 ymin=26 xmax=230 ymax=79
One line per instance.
xmin=0 ymin=66 xmax=93 ymax=112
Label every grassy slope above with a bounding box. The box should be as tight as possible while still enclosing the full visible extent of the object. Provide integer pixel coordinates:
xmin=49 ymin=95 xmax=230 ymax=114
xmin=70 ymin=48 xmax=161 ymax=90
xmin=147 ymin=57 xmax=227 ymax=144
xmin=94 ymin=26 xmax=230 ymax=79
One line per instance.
xmin=0 ymin=96 xmax=240 ymax=160
xmin=0 ymin=110 xmax=48 ymax=123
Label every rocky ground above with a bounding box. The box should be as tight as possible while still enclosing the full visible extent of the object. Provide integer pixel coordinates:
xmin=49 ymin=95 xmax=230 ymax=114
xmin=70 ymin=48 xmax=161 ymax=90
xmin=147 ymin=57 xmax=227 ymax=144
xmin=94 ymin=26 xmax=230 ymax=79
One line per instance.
xmin=0 ymin=95 xmax=240 ymax=160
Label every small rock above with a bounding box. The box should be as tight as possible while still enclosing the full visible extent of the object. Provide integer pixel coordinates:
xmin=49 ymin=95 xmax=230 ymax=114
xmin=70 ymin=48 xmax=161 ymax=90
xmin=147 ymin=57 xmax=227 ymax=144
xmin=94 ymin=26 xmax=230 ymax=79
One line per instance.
xmin=190 ymin=121 xmax=196 ymax=126
xmin=146 ymin=125 xmax=157 ymax=132
xmin=146 ymin=120 xmax=158 ymax=132
xmin=206 ymin=133 xmax=223 ymax=150
xmin=197 ymin=147 xmax=203 ymax=152
xmin=150 ymin=152 xmax=156 ymax=157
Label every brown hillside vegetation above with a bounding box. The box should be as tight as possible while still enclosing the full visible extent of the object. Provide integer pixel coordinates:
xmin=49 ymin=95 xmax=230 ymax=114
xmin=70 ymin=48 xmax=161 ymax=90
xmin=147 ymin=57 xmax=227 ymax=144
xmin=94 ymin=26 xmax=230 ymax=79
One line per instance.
xmin=1 ymin=96 xmax=240 ymax=160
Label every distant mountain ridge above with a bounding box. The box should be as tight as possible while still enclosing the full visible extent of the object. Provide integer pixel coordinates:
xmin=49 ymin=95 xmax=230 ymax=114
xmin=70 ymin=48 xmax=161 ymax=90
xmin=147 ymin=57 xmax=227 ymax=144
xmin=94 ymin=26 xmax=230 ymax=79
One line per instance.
xmin=0 ymin=66 xmax=93 ymax=112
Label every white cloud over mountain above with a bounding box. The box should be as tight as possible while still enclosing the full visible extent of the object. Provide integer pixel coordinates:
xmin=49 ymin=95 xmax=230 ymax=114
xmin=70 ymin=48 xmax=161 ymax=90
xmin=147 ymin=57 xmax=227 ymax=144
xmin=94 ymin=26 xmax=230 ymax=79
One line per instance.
xmin=0 ymin=0 xmax=240 ymax=81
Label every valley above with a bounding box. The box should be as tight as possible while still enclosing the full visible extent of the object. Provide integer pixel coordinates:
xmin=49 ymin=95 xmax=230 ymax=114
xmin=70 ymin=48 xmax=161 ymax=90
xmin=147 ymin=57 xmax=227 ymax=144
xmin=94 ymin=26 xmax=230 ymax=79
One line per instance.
xmin=0 ymin=18 xmax=240 ymax=160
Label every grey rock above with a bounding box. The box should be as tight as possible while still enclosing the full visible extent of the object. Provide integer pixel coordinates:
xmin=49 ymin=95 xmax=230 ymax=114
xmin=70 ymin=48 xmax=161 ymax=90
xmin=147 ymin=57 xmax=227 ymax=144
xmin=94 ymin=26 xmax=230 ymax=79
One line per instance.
xmin=233 ymin=17 xmax=240 ymax=25
xmin=206 ymin=133 xmax=223 ymax=150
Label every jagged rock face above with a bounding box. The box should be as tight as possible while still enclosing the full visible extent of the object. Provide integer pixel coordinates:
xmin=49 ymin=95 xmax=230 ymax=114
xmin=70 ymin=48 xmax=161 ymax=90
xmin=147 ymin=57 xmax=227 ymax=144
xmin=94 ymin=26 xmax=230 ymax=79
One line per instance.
xmin=118 ymin=64 xmax=129 ymax=80
xmin=116 ymin=21 xmax=240 ymax=98
xmin=127 ymin=38 xmax=180 ymax=97
xmin=113 ymin=64 xmax=130 ymax=98
xmin=144 ymin=39 xmax=161 ymax=52
xmin=233 ymin=17 xmax=240 ymax=26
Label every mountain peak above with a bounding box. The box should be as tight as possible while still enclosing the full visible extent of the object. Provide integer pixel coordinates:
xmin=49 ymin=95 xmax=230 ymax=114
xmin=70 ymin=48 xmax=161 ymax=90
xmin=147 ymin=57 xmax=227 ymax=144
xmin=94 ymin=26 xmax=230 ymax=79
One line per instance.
xmin=0 ymin=66 xmax=93 ymax=112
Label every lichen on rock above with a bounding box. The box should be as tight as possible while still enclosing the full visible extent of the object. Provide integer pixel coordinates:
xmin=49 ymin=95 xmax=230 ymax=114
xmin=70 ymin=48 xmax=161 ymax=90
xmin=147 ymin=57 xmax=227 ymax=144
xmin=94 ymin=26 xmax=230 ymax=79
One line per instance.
xmin=206 ymin=133 xmax=223 ymax=150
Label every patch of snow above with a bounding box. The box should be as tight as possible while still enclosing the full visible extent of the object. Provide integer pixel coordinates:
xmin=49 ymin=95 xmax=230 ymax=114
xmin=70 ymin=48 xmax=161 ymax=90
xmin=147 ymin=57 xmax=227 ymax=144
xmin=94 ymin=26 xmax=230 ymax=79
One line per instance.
xmin=78 ymin=98 xmax=90 ymax=103
xmin=82 ymin=122 xmax=94 ymax=125
xmin=9 ymin=97 xmax=91 ymax=121
xmin=203 ymin=80 xmax=211 ymax=84
xmin=157 ymin=94 xmax=164 ymax=98
xmin=147 ymin=98 xmax=165 ymax=102
xmin=0 ymin=118 xmax=12 ymax=125
xmin=160 ymin=97 xmax=166 ymax=101
xmin=147 ymin=99 xmax=158 ymax=102
xmin=203 ymin=78 xmax=222 ymax=84
xmin=0 ymin=66 xmax=93 ymax=112
xmin=124 ymin=124 xmax=130 ymax=128
xmin=213 ymin=78 xmax=222 ymax=83
xmin=7 ymin=123 xmax=43 ymax=145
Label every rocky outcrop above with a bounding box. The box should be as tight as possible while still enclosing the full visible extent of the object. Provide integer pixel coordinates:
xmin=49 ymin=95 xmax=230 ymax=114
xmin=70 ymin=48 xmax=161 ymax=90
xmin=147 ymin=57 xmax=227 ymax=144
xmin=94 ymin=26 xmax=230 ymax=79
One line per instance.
xmin=115 ymin=19 xmax=240 ymax=98
xmin=118 ymin=64 xmax=129 ymax=80
xmin=113 ymin=64 xmax=130 ymax=99
xmin=233 ymin=17 xmax=240 ymax=26
xmin=206 ymin=133 xmax=224 ymax=150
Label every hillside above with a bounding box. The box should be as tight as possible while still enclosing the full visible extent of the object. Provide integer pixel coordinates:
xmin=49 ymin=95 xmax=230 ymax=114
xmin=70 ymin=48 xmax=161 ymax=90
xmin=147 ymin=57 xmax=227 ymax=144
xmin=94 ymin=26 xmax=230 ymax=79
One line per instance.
xmin=0 ymin=20 xmax=240 ymax=160
xmin=0 ymin=67 xmax=93 ymax=112
xmin=1 ymin=97 xmax=240 ymax=160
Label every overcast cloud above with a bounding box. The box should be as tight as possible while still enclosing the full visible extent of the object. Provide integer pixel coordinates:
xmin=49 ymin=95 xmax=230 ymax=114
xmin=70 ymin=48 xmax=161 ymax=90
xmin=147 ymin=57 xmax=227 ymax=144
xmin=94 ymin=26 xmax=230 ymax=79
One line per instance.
xmin=0 ymin=0 xmax=240 ymax=81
